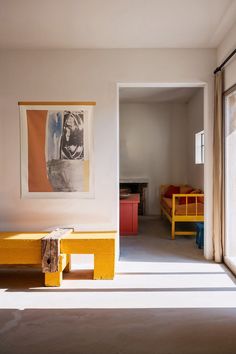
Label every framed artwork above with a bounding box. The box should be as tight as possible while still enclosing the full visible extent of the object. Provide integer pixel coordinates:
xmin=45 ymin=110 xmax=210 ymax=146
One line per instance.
xmin=19 ymin=102 xmax=95 ymax=198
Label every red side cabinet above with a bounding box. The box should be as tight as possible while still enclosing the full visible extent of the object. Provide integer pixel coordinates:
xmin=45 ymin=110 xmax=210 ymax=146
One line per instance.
xmin=120 ymin=194 xmax=140 ymax=236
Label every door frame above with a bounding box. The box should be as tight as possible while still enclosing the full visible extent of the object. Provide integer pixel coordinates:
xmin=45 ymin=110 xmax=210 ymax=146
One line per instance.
xmin=117 ymin=82 xmax=213 ymax=260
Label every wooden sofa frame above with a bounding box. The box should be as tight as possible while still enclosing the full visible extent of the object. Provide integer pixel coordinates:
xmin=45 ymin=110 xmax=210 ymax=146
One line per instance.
xmin=160 ymin=185 xmax=204 ymax=240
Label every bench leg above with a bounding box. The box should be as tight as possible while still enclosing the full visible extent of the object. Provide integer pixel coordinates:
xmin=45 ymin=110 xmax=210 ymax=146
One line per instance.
xmin=94 ymin=253 xmax=115 ymax=280
xmin=171 ymin=221 xmax=175 ymax=240
xmin=44 ymin=254 xmax=67 ymax=287
xmin=64 ymin=254 xmax=71 ymax=273
xmin=45 ymin=271 xmax=62 ymax=287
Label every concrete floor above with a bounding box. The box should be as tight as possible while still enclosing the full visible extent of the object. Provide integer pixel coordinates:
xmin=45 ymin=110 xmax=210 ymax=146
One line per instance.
xmin=1 ymin=216 xmax=236 ymax=354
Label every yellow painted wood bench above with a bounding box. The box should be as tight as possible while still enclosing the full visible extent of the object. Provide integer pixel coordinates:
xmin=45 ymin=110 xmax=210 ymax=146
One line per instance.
xmin=0 ymin=231 xmax=115 ymax=287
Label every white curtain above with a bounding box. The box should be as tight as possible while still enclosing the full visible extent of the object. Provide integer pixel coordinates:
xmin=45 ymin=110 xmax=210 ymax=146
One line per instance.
xmin=212 ymin=70 xmax=224 ymax=262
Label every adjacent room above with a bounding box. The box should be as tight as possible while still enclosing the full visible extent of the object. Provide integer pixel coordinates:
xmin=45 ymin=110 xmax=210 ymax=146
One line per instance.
xmin=119 ymin=86 xmax=205 ymax=259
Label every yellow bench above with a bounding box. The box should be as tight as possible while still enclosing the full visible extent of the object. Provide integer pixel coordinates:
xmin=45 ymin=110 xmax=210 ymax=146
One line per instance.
xmin=0 ymin=231 xmax=115 ymax=287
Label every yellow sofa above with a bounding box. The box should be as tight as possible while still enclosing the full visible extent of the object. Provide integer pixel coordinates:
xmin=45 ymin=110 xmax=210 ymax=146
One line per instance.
xmin=160 ymin=184 xmax=204 ymax=240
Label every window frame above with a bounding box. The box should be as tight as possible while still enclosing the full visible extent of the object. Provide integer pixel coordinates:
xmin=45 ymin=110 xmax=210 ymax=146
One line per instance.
xmin=195 ymin=130 xmax=204 ymax=164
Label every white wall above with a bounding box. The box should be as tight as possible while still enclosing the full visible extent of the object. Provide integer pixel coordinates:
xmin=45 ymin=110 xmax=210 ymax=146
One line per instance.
xmin=120 ymin=102 xmax=187 ymax=215
xmin=0 ymin=49 xmax=215 ymax=258
xmin=170 ymin=103 xmax=188 ymax=186
xmin=186 ymin=89 xmax=204 ymax=190
xmin=217 ymin=22 xmax=236 ymax=90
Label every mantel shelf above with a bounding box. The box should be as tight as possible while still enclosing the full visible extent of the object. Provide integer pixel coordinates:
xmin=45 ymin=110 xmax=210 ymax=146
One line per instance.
xmin=120 ymin=178 xmax=149 ymax=183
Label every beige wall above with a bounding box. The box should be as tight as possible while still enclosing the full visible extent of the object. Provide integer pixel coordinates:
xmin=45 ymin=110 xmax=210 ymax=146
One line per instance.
xmin=170 ymin=103 xmax=188 ymax=186
xmin=186 ymin=89 xmax=204 ymax=190
xmin=120 ymin=102 xmax=187 ymax=215
xmin=0 ymin=48 xmax=215 ymax=258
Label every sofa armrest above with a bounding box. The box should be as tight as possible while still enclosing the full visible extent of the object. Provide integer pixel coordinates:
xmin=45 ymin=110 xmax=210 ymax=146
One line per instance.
xmin=172 ymin=193 xmax=204 ymax=216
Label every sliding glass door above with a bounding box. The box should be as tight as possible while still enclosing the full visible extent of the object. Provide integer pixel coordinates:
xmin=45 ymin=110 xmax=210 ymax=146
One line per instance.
xmin=225 ymin=84 xmax=236 ymax=259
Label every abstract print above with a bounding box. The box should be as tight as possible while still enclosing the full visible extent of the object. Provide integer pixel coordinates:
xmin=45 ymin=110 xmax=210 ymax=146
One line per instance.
xmin=21 ymin=105 xmax=92 ymax=196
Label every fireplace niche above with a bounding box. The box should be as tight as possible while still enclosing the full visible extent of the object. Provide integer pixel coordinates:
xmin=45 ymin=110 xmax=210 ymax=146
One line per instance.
xmin=120 ymin=179 xmax=148 ymax=215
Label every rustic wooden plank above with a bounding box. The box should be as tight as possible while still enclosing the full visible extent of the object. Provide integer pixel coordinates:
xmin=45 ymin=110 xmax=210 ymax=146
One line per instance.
xmin=18 ymin=101 xmax=96 ymax=106
xmin=41 ymin=228 xmax=73 ymax=273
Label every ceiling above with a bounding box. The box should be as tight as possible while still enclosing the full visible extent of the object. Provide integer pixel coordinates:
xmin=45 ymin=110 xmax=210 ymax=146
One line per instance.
xmin=119 ymin=87 xmax=201 ymax=104
xmin=0 ymin=0 xmax=235 ymax=49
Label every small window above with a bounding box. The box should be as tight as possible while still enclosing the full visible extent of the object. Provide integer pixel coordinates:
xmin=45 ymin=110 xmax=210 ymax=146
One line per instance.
xmin=195 ymin=130 xmax=204 ymax=164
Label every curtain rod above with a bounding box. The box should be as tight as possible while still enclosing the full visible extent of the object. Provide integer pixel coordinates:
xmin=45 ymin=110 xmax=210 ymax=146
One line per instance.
xmin=214 ymin=48 xmax=236 ymax=74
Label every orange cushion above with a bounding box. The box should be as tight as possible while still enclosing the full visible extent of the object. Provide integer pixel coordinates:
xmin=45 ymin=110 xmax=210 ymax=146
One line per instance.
xmin=198 ymin=195 xmax=204 ymax=204
xmin=175 ymin=202 xmax=204 ymax=215
xmin=180 ymin=185 xmax=193 ymax=194
xmin=161 ymin=197 xmax=173 ymax=214
xmin=179 ymin=196 xmax=190 ymax=205
xmin=191 ymin=190 xmax=204 ymax=204
xmin=179 ymin=187 xmax=193 ymax=204
xmin=164 ymin=185 xmax=180 ymax=198
xmin=191 ymin=189 xmax=202 ymax=194
xmin=179 ymin=189 xmax=203 ymax=205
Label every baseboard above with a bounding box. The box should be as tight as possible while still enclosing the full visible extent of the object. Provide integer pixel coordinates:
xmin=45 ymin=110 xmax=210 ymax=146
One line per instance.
xmin=224 ymin=256 xmax=236 ymax=276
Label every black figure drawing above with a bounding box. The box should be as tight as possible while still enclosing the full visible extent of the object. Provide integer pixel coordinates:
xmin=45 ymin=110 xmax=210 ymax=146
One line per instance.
xmin=60 ymin=111 xmax=84 ymax=160
xmin=45 ymin=110 xmax=86 ymax=192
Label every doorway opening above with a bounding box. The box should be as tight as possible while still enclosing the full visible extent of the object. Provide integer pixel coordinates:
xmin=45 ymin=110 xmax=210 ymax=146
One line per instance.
xmin=118 ymin=83 xmax=209 ymax=263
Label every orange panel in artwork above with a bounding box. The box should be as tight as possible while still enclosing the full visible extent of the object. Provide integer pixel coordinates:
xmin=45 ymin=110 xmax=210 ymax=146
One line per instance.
xmin=27 ymin=110 xmax=52 ymax=192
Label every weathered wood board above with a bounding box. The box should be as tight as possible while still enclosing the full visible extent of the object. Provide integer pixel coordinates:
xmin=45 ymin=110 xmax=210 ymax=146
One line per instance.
xmin=41 ymin=228 xmax=73 ymax=272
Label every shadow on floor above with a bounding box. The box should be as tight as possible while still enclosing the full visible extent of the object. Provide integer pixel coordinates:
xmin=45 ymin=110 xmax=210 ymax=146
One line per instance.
xmin=1 ymin=308 xmax=236 ymax=354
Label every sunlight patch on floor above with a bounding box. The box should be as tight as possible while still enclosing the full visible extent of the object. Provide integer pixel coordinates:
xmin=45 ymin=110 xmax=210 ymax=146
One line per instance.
xmin=1 ymin=289 xmax=236 ymax=310
xmin=1 ymin=261 xmax=236 ymax=310
xmin=116 ymin=261 xmax=225 ymax=274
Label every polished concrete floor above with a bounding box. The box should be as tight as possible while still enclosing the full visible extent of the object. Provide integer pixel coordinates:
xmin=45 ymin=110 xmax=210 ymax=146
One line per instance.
xmin=1 ymin=216 xmax=236 ymax=354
